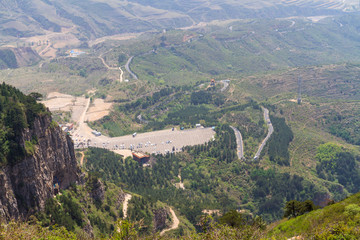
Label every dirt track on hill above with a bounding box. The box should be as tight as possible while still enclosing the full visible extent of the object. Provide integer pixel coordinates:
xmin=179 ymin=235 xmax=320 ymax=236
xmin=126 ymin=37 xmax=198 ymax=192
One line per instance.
xmin=160 ymin=208 xmax=179 ymax=236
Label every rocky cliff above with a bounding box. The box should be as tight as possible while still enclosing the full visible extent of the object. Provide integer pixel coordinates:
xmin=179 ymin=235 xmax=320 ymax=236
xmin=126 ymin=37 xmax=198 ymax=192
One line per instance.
xmin=0 ymin=114 xmax=80 ymax=221
xmin=153 ymin=207 xmax=170 ymax=232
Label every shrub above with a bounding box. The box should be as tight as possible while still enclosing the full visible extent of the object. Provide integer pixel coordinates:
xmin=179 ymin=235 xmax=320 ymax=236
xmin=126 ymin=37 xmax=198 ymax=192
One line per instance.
xmin=24 ymin=141 xmax=36 ymax=156
xmin=344 ymin=204 xmax=360 ymax=218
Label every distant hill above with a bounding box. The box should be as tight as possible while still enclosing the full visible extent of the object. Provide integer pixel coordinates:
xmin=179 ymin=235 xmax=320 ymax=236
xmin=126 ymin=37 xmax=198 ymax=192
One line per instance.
xmin=0 ymin=47 xmax=41 ymax=69
xmin=0 ymin=0 xmax=356 ymax=43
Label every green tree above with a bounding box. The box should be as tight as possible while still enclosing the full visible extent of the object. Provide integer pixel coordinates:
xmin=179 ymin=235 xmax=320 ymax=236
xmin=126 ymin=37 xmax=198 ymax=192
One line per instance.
xmin=111 ymin=219 xmax=140 ymax=240
xmin=284 ymin=200 xmax=301 ymax=218
xmin=219 ymin=210 xmax=244 ymax=228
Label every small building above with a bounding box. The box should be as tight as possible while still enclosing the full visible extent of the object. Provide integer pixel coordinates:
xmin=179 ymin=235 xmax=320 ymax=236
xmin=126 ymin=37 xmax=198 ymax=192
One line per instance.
xmin=69 ymin=49 xmax=85 ymax=57
xmin=66 ymin=123 xmax=74 ymax=131
xmin=196 ymin=124 xmax=202 ymax=128
xmin=132 ymin=152 xmax=150 ymax=164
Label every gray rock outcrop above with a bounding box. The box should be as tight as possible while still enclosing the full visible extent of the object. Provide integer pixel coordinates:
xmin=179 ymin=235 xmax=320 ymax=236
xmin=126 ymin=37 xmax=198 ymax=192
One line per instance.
xmin=0 ymin=114 xmax=80 ymax=221
xmin=153 ymin=207 xmax=170 ymax=232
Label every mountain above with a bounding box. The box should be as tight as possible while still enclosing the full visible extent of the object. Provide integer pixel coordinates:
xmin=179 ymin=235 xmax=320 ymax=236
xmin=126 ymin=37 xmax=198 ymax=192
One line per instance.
xmin=0 ymin=0 xmax=355 ymax=43
xmin=0 ymin=83 xmax=80 ymax=220
xmin=0 ymin=47 xmax=41 ymax=69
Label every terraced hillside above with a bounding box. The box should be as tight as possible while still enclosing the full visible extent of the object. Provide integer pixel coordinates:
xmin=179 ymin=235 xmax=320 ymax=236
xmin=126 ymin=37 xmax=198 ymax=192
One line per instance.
xmin=0 ymin=0 xmax=357 ymax=47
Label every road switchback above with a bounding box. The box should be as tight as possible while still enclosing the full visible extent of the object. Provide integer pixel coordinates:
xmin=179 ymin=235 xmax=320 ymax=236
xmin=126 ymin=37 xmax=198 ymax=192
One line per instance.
xmin=254 ymin=107 xmax=274 ymax=159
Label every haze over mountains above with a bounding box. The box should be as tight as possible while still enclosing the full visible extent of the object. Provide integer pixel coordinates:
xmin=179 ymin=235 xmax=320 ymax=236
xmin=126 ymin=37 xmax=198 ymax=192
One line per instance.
xmin=0 ymin=0 xmax=358 ymax=43
xmin=1 ymin=0 xmax=360 ymax=239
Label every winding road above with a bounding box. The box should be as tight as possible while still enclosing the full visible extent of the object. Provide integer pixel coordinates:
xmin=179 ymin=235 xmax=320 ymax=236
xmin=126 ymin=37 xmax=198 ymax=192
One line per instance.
xmin=254 ymin=107 xmax=274 ymax=159
xmin=160 ymin=208 xmax=179 ymax=236
xmin=125 ymin=56 xmax=138 ymax=80
xmin=219 ymin=80 xmax=230 ymax=92
xmin=98 ymin=56 xmax=123 ymax=82
xmin=230 ymin=126 xmax=244 ymax=159
xmin=123 ymin=194 xmax=132 ymax=219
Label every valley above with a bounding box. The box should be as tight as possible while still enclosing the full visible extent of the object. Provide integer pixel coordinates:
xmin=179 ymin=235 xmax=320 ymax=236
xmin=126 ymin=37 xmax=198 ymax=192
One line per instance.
xmin=0 ymin=1 xmax=360 ymax=239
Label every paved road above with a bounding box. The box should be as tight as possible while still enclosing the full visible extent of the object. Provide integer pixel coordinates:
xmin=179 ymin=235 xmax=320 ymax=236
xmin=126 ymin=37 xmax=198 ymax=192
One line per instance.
xmin=230 ymin=126 xmax=244 ymax=159
xmin=125 ymin=56 xmax=138 ymax=80
xmin=254 ymin=107 xmax=274 ymax=159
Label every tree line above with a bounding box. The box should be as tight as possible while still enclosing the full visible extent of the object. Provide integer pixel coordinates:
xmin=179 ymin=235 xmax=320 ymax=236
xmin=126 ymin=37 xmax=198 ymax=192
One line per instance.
xmin=0 ymin=83 xmax=47 ymax=166
xmin=267 ymin=115 xmax=293 ymax=166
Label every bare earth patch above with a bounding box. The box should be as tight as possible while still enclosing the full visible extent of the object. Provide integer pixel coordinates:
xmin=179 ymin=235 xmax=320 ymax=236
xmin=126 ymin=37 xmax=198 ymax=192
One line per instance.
xmin=41 ymin=92 xmax=87 ymax=125
xmin=113 ymin=150 xmax=133 ymax=159
xmin=41 ymin=92 xmax=74 ymax=111
xmin=70 ymin=97 xmax=88 ymax=124
xmin=85 ymin=99 xmax=113 ymax=122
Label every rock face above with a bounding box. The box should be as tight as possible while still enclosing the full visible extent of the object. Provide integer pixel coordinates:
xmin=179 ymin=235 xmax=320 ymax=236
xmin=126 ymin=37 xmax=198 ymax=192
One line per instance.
xmin=153 ymin=207 xmax=170 ymax=232
xmin=91 ymin=178 xmax=105 ymax=203
xmin=0 ymin=114 xmax=80 ymax=220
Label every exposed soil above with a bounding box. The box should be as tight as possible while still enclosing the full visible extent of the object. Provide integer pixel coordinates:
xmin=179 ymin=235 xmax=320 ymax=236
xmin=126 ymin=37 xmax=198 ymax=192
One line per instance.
xmin=85 ymin=99 xmax=113 ymax=122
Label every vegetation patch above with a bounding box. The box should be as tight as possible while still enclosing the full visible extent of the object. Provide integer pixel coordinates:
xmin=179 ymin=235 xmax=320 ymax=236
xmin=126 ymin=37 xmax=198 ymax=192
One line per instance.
xmin=267 ymin=115 xmax=294 ymax=166
xmin=316 ymin=143 xmax=360 ymax=194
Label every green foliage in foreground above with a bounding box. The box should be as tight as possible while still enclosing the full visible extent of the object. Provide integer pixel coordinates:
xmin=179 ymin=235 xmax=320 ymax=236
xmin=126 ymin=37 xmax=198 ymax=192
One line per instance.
xmin=36 ymin=178 xmax=126 ymax=239
xmin=37 ymin=191 xmax=84 ymax=232
xmin=4 ymin=194 xmax=360 ymax=240
xmin=113 ymin=213 xmax=264 ymax=240
xmin=0 ymin=221 xmax=77 ymax=240
xmin=268 ymin=192 xmax=360 ymax=239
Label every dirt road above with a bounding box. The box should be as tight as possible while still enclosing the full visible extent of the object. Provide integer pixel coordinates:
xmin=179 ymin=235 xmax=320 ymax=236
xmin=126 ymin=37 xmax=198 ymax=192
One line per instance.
xmin=99 ymin=56 xmax=123 ymax=82
xmin=39 ymin=43 xmax=51 ymax=56
xmin=219 ymin=80 xmax=230 ymax=92
xmin=176 ymin=170 xmax=185 ymax=190
xmin=78 ymin=98 xmax=90 ymax=129
xmin=79 ymin=152 xmax=85 ymax=166
xmin=123 ymin=194 xmax=132 ymax=219
xmin=160 ymin=208 xmax=179 ymax=236
xmin=119 ymin=67 xmax=123 ymax=82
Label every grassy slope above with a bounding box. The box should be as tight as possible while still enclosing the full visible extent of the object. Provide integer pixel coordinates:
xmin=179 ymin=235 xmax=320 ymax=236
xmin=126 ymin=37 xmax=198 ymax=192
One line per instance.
xmin=233 ymin=63 xmax=360 ymax=201
xmin=267 ymin=192 xmax=360 ymax=239
xmin=122 ymin=15 xmax=360 ymax=86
